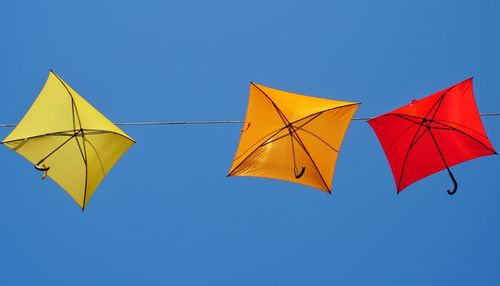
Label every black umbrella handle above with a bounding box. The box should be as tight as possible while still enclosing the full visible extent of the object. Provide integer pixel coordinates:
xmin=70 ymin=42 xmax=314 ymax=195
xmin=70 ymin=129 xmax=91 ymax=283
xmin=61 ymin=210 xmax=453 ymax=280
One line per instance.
xmin=426 ymin=126 xmax=459 ymax=196
xmin=34 ymin=164 xmax=50 ymax=172
xmin=447 ymin=169 xmax=458 ymax=195
xmin=34 ymin=163 xmax=50 ymax=180
xmin=294 ymin=165 xmax=306 ymax=179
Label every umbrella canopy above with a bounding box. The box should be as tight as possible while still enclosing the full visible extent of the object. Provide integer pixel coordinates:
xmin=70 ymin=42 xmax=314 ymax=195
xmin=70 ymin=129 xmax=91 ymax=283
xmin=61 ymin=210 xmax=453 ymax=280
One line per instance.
xmin=2 ymin=70 xmax=135 ymax=209
xmin=368 ymin=78 xmax=497 ymax=195
xmin=228 ymin=82 xmax=359 ymax=193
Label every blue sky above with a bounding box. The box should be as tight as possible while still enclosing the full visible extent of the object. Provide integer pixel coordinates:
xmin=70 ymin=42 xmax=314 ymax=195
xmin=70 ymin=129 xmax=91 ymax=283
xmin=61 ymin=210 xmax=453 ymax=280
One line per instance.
xmin=1 ymin=0 xmax=499 ymax=285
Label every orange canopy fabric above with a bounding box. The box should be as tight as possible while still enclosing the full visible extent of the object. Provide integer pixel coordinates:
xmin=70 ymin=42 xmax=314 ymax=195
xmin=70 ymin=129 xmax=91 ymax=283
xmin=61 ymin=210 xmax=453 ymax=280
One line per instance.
xmin=228 ymin=83 xmax=359 ymax=193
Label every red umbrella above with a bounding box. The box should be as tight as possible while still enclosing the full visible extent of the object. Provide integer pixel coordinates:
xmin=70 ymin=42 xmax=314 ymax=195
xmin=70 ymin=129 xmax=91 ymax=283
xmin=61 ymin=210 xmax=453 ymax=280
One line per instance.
xmin=368 ymin=78 xmax=497 ymax=195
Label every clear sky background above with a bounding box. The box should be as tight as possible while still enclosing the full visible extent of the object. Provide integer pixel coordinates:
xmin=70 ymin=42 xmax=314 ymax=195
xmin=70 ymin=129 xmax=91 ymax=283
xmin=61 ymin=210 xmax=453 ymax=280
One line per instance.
xmin=1 ymin=0 xmax=499 ymax=285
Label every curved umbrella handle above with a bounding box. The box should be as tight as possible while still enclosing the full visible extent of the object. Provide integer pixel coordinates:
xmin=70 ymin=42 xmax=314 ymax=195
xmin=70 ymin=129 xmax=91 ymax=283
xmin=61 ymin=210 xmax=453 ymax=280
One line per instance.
xmin=34 ymin=164 xmax=50 ymax=180
xmin=294 ymin=165 xmax=306 ymax=179
xmin=447 ymin=169 xmax=458 ymax=195
xmin=34 ymin=164 xmax=50 ymax=172
xmin=240 ymin=122 xmax=251 ymax=133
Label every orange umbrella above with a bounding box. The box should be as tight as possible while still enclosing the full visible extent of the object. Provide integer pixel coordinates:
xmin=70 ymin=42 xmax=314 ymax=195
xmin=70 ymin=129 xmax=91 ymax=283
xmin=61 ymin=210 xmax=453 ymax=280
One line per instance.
xmin=228 ymin=83 xmax=359 ymax=193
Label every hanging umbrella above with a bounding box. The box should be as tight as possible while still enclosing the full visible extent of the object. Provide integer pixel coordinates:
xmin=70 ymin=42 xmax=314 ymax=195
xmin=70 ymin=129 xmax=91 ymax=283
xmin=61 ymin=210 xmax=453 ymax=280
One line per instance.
xmin=228 ymin=82 xmax=359 ymax=193
xmin=1 ymin=70 xmax=135 ymax=210
xmin=368 ymin=78 xmax=497 ymax=195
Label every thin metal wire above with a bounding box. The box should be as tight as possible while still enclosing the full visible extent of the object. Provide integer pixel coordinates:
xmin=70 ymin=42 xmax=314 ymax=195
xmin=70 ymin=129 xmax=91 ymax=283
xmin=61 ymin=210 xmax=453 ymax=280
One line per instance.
xmin=115 ymin=120 xmax=244 ymax=126
xmin=0 ymin=113 xmax=498 ymax=128
xmin=481 ymin=112 xmax=500 ymax=117
xmin=352 ymin=117 xmax=373 ymax=121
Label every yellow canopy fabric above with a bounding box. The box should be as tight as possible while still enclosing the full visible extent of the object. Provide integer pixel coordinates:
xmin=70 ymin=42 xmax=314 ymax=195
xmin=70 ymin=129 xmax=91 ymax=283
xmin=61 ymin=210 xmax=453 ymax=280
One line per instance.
xmin=2 ymin=70 xmax=135 ymax=209
xmin=228 ymin=83 xmax=359 ymax=193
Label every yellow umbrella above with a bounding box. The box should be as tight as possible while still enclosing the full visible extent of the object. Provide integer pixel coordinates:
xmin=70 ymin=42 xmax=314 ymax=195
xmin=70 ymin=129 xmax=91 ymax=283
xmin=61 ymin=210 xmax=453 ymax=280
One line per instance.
xmin=228 ymin=83 xmax=359 ymax=193
xmin=2 ymin=70 xmax=135 ymax=210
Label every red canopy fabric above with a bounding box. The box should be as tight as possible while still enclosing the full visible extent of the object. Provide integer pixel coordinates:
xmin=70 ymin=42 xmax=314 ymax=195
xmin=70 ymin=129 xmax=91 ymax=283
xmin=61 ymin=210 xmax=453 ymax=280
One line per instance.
xmin=368 ymin=78 xmax=497 ymax=193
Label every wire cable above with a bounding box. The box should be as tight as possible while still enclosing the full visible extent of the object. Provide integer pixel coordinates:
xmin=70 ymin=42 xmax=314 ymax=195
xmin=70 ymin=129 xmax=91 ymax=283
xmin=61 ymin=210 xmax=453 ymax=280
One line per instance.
xmin=0 ymin=113 xmax=498 ymax=128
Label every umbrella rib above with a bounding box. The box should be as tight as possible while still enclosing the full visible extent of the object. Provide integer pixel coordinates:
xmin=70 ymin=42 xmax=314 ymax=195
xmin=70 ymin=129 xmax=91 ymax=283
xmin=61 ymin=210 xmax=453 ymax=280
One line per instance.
xmin=1 ymin=130 xmax=133 ymax=145
xmin=85 ymin=129 xmax=136 ymax=143
xmin=1 ymin=130 xmax=79 ymax=144
xmin=84 ymin=137 xmax=106 ymax=176
xmin=74 ymin=131 xmax=86 ymax=166
xmin=428 ymin=120 xmax=497 ymax=154
xmin=288 ymin=103 xmax=361 ymax=126
xmin=427 ymin=91 xmax=495 ymax=153
xmin=293 ymin=111 xmax=324 ymax=129
xmin=8 ymin=138 xmax=29 ymax=151
xmin=396 ymin=119 xmax=429 ymax=191
xmin=382 ymin=114 xmax=422 ymax=124
xmin=72 ymin=96 xmax=76 ymax=132
xmin=74 ymin=99 xmax=84 ymax=131
xmin=425 ymin=94 xmax=447 ymax=120
xmin=298 ymin=128 xmax=339 ymax=152
xmin=81 ymin=131 xmax=89 ymax=211
xmin=371 ymin=114 xmax=427 ymax=154
xmin=408 ymin=123 xmax=431 ymax=150
xmin=228 ymin=127 xmax=288 ymax=176
xmin=260 ymin=124 xmax=341 ymax=153
xmin=289 ymin=127 xmax=332 ymax=192
xmin=50 ymin=70 xmax=84 ymax=130
xmin=261 ymin=130 xmax=291 ymax=146
xmin=424 ymin=126 xmax=455 ymax=131
xmin=261 ymin=112 xmax=325 ymax=147
xmin=36 ymin=130 xmax=81 ymax=165
xmin=72 ymin=129 xmax=89 ymax=210
xmin=385 ymin=123 xmax=420 ymax=153
xmin=431 ymin=118 xmax=492 ymax=140
xmin=231 ymin=83 xmax=303 ymax=164
xmin=261 ymin=122 xmax=340 ymax=152
xmin=232 ymin=126 xmax=288 ymax=162
xmin=250 ymin=83 xmax=292 ymax=126
xmin=424 ymin=121 xmax=452 ymax=171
